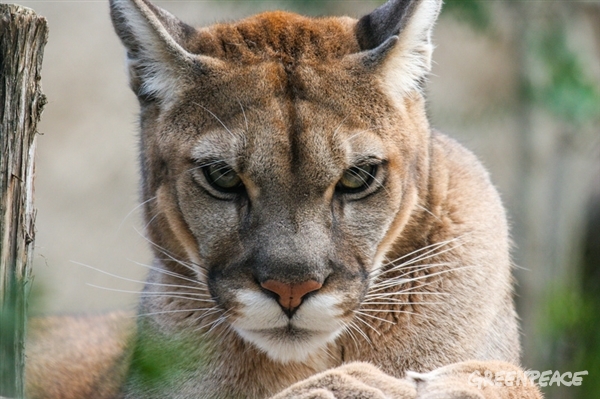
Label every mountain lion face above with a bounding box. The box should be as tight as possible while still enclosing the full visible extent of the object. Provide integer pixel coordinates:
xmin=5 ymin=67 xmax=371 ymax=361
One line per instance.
xmin=143 ymin=24 xmax=428 ymax=363
xmin=112 ymin=0 xmax=440 ymax=363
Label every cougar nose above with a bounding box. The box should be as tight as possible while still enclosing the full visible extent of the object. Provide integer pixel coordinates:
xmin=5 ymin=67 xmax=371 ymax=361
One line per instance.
xmin=260 ymin=279 xmax=322 ymax=312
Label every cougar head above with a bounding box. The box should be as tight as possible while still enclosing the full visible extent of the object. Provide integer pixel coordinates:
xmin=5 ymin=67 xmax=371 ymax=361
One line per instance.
xmin=110 ymin=0 xmax=442 ymax=363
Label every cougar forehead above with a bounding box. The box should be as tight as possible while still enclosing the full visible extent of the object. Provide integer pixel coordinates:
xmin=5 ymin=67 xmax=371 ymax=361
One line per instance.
xmin=151 ymin=10 xmax=402 ymax=138
xmin=190 ymin=11 xmax=360 ymax=63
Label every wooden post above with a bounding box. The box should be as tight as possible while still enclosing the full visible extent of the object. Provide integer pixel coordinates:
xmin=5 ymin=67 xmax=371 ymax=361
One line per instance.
xmin=0 ymin=5 xmax=47 ymax=398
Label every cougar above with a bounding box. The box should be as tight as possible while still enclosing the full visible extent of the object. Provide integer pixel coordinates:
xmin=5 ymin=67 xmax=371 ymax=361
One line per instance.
xmin=25 ymin=0 xmax=542 ymax=398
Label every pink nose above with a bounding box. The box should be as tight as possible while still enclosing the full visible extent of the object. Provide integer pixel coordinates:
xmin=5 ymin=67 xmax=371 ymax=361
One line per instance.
xmin=260 ymin=279 xmax=323 ymax=310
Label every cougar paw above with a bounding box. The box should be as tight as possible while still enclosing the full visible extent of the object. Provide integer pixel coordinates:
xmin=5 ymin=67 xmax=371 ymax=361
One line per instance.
xmin=407 ymin=370 xmax=485 ymax=399
xmin=272 ymin=362 xmax=417 ymax=399
xmin=406 ymin=361 xmax=542 ymax=399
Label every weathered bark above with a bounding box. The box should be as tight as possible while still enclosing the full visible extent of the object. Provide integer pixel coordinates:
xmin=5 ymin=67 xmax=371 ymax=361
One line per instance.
xmin=0 ymin=5 xmax=47 ymax=398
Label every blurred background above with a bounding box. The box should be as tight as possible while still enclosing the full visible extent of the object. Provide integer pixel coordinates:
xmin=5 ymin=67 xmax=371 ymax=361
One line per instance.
xmin=9 ymin=0 xmax=599 ymax=397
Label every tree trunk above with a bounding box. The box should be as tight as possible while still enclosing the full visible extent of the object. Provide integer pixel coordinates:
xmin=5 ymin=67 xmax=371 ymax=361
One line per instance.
xmin=0 ymin=5 xmax=47 ymax=398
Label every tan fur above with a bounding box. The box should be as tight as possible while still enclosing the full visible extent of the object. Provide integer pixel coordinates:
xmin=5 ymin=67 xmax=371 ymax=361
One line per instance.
xmin=26 ymin=312 xmax=134 ymax=399
xmin=26 ymin=1 xmax=542 ymax=398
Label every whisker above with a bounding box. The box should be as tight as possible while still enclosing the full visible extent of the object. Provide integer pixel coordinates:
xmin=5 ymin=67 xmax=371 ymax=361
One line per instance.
xmin=353 ymin=310 xmax=394 ymax=325
xmin=331 ymin=114 xmax=350 ymax=143
xmin=353 ymin=314 xmax=381 ymax=336
xmin=87 ymin=284 xmax=209 ymax=298
xmin=378 ymin=235 xmax=467 ymax=272
xmin=369 ymin=275 xmax=418 ymax=292
xmin=374 ymin=246 xmax=458 ymax=278
xmin=415 ymin=203 xmax=442 ymax=223
xmin=185 ymin=159 xmax=224 ymax=174
xmin=394 ymin=265 xmax=476 ymax=284
xmin=205 ymin=312 xmax=231 ymax=334
xmin=73 ymin=261 xmax=208 ymax=293
xmin=360 ymin=301 xmax=443 ymax=306
xmin=371 ymin=278 xmax=448 ymax=296
xmin=153 ymin=257 xmax=207 ymax=282
xmin=365 ymin=291 xmax=449 ymax=299
xmin=193 ymin=304 xmax=222 ymax=318
xmin=87 ymin=284 xmax=142 ymax=295
xmin=368 ymin=265 xmax=475 ymax=295
xmin=237 ymin=99 xmax=249 ymax=133
xmin=331 ymin=114 xmax=350 ymax=138
xmin=136 ymin=308 xmax=210 ymax=318
xmin=117 ymin=196 xmax=157 ymax=233
xmin=201 ymin=307 xmax=230 ymax=323
xmin=358 ymin=308 xmax=434 ymax=320
xmin=348 ymin=320 xmax=373 ymax=348
xmin=195 ymin=103 xmax=237 ymax=140
xmin=196 ymin=308 xmax=222 ymax=321
xmin=127 ymin=259 xmax=207 ymax=287
xmin=370 ymin=262 xmax=454 ymax=288
xmin=134 ymin=228 xmax=204 ymax=274
xmin=140 ymin=294 xmax=213 ymax=304
xmin=512 ymin=263 xmax=530 ymax=271
xmin=369 ymin=260 xmax=473 ymax=292
xmin=340 ymin=324 xmax=361 ymax=351
xmin=142 ymin=211 xmax=162 ymax=232
xmin=136 ymin=290 xmax=209 ymax=298
xmin=324 ymin=346 xmax=339 ymax=363
xmin=340 ymin=128 xmax=378 ymax=147
xmin=390 ymin=244 xmax=464 ymax=270
xmin=138 ymin=294 xmax=212 ymax=302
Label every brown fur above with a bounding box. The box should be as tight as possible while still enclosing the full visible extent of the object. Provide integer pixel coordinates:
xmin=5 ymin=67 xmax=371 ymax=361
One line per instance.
xmin=26 ymin=313 xmax=134 ymax=399
xmin=26 ymin=1 xmax=542 ymax=398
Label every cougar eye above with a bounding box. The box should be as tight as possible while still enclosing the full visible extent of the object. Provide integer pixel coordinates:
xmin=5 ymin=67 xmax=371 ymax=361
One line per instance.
xmin=336 ymin=164 xmax=378 ymax=193
xmin=203 ymin=162 xmax=243 ymax=192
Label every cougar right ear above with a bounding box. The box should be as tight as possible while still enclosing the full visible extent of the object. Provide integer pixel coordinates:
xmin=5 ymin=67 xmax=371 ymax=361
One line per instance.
xmin=353 ymin=0 xmax=442 ymax=95
xmin=109 ymin=0 xmax=218 ymax=103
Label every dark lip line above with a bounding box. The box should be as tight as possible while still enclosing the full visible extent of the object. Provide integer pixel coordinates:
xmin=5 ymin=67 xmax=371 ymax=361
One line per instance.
xmin=244 ymin=326 xmax=334 ymax=334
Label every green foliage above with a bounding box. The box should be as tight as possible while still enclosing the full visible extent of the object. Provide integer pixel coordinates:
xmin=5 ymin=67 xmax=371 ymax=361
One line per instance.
xmin=440 ymin=0 xmax=600 ymax=127
xmin=541 ymin=285 xmax=600 ymax=398
xmin=128 ymin=330 xmax=210 ymax=393
xmin=442 ymin=0 xmax=491 ymax=30
xmin=0 ymin=298 xmax=18 ymax=398
xmin=527 ymin=26 xmax=600 ymax=126
xmin=0 ymin=271 xmax=28 ymax=398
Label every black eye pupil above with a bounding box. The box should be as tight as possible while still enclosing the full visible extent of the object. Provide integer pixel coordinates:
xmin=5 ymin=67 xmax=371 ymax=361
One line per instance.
xmin=337 ymin=164 xmax=377 ymax=193
xmin=203 ymin=162 xmax=243 ymax=192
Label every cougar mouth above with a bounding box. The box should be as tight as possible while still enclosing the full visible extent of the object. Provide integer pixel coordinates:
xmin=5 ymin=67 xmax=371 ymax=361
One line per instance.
xmin=245 ymin=326 xmax=321 ymax=342
xmin=229 ymin=289 xmax=347 ymax=363
xmin=233 ymin=325 xmax=343 ymax=364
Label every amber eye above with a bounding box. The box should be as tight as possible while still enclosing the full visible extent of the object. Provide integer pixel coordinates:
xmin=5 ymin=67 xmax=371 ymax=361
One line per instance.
xmin=337 ymin=164 xmax=377 ymax=193
xmin=203 ymin=162 xmax=243 ymax=192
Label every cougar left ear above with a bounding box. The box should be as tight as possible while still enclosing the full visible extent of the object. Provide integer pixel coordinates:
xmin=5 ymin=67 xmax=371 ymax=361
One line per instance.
xmin=110 ymin=0 xmax=222 ymax=104
xmin=354 ymin=0 xmax=442 ymax=94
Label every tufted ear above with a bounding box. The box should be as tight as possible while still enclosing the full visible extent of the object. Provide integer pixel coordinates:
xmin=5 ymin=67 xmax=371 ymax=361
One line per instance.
xmin=355 ymin=0 xmax=442 ymax=95
xmin=109 ymin=0 xmax=217 ymax=103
